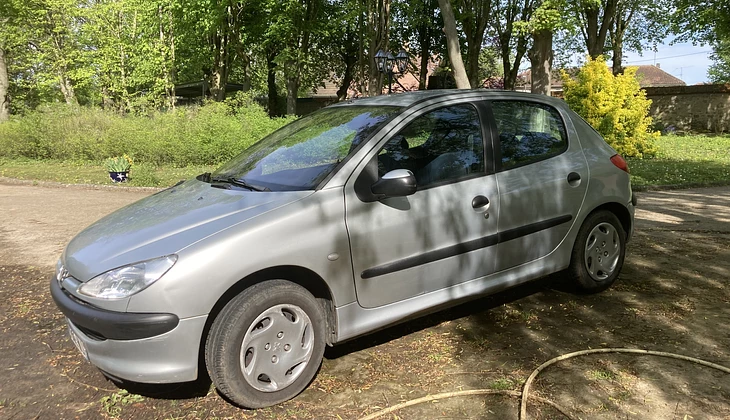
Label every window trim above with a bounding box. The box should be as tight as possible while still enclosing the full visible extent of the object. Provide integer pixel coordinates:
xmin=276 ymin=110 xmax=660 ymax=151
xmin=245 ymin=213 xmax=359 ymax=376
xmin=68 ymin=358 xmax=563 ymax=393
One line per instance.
xmin=486 ymin=99 xmax=570 ymax=173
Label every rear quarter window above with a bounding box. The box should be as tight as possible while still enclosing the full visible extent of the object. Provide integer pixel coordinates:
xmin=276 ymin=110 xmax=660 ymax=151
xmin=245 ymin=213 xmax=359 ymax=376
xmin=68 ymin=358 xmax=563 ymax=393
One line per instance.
xmin=491 ymin=101 xmax=568 ymax=170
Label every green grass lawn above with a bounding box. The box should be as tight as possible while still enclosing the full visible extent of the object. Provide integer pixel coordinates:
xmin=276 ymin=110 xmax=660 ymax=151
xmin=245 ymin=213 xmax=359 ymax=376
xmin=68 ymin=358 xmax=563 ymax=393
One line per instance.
xmin=0 ymin=159 xmax=215 ymax=188
xmin=1 ymin=133 xmax=729 ymax=189
xmin=627 ymin=134 xmax=730 ymax=188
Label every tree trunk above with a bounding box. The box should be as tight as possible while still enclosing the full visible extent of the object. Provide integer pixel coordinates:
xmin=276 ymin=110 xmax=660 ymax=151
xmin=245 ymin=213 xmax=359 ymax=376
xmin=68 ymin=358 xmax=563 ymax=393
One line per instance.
xmin=500 ymin=33 xmax=529 ymax=91
xmin=209 ymin=32 xmax=229 ymax=101
xmin=169 ymin=12 xmax=176 ymax=109
xmin=266 ymin=51 xmax=279 ymax=117
xmin=419 ymin=46 xmax=431 ymax=90
xmin=337 ymin=59 xmax=355 ymax=100
xmin=285 ymin=63 xmax=298 ymax=115
xmin=461 ymin=0 xmax=491 ymax=88
xmin=437 ymin=0 xmax=470 ymax=89
xmin=529 ymin=29 xmax=553 ymax=95
xmin=609 ymin=4 xmax=633 ymax=76
xmin=338 ymin=48 xmax=356 ymax=100
xmin=357 ymin=8 xmax=367 ymax=95
xmin=50 ymin=34 xmax=77 ymax=105
xmin=58 ymin=72 xmax=77 ymax=105
xmin=583 ymin=0 xmax=618 ymax=59
xmin=417 ymin=0 xmax=433 ymax=90
xmin=612 ymin=42 xmax=623 ymax=75
xmin=466 ymin=39 xmax=481 ymax=88
xmin=368 ymin=0 xmax=390 ymax=96
xmin=0 ymin=46 xmax=9 ymax=122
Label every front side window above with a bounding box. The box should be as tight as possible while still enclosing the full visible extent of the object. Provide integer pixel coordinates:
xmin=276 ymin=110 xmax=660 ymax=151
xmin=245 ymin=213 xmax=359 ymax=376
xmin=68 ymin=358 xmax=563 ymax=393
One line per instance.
xmin=491 ymin=101 xmax=567 ymax=169
xmin=378 ymin=104 xmax=485 ymax=188
xmin=212 ymin=106 xmax=401 ymax=191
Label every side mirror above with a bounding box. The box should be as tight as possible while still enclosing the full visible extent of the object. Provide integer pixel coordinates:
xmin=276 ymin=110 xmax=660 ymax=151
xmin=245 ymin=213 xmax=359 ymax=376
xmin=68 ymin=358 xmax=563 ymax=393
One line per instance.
xmin=371 ymin=169 xmax=417 ymax=199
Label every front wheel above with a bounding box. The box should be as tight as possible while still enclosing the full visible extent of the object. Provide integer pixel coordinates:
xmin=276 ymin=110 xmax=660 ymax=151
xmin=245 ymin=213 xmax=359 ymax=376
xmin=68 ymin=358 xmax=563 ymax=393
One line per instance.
xmin=568 ymin=210 xmax=626 ymax=293
xmin=205 ymin=280 xmax=326 ymax=408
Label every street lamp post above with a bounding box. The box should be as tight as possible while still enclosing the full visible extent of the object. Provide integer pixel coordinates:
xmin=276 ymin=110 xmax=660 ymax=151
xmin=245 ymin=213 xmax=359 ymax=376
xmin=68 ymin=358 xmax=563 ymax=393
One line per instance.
xmin=374 ymin=49 xmax=408 ymax=94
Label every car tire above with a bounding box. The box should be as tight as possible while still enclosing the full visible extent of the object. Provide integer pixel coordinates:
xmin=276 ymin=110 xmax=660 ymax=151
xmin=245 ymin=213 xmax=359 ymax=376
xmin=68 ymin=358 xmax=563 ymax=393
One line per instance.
xmin=205 ymin=280 xmax=326 ymax=408
xmin=568 ymin=210 xmax=626 ymax=294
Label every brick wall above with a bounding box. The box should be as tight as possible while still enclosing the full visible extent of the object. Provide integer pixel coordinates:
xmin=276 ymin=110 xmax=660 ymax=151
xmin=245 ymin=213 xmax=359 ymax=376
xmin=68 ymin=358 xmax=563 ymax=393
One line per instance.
xmin=644 ymin=84 xmax=730 ymax=133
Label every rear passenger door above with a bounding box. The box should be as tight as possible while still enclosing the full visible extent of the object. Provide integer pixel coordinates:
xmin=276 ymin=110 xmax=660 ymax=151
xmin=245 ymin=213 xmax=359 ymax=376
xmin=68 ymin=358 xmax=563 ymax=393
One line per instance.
xmin=489 ymin=100 xmax=589 ymax=271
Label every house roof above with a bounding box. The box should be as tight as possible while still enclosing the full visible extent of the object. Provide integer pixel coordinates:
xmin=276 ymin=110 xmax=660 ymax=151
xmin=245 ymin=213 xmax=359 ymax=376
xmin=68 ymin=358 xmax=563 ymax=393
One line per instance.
xmin=519 ymin=64 xmax=686 ymax=90
xmin=629 ymin=65 xmax=686 ymax=87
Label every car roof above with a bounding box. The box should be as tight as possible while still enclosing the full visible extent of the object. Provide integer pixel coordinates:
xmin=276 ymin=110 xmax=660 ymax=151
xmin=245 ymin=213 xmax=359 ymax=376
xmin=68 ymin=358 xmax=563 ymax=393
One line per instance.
xmin=330 ymin=89 xmax=568 ymax=110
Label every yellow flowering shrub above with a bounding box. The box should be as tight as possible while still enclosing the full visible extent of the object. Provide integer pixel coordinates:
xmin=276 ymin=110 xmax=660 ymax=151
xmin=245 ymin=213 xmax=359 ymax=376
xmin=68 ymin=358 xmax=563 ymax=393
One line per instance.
xmin=562 ymin=56 xmax=658 ymax=158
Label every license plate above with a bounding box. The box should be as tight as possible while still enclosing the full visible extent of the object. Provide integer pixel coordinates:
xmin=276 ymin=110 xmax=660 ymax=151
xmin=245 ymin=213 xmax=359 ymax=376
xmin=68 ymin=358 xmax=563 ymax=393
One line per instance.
xmin=67 ymin=320 xmax=89 ymax=361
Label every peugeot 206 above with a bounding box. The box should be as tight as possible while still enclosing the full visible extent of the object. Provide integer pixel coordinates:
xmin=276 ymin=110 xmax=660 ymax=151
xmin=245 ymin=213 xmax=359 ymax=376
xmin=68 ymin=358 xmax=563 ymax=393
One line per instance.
xmin=52 ymin=90 xmax=635 ymax=408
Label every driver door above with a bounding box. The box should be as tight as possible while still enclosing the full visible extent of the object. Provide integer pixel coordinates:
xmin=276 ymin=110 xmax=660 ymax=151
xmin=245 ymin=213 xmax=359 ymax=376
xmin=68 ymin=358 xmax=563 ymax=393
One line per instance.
xmin=344 ymin=102 xmax=501 ymax=308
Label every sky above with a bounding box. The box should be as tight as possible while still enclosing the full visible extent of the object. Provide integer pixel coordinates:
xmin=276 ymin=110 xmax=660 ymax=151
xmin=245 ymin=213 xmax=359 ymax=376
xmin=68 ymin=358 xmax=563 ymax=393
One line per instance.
xmin=623 ymin=40 xmax=714 ymax=85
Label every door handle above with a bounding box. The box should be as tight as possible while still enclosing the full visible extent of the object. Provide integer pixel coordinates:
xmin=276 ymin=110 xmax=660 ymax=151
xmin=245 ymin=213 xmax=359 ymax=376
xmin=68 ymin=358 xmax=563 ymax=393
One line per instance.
xmin=567 ymin=172 xmax=581 ymax=187
xmin=472 ymin=195 xmax=490 ymax=210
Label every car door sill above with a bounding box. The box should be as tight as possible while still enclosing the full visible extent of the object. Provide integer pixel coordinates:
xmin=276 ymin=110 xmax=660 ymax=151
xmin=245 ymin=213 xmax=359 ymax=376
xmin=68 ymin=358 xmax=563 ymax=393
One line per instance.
xmin=336 ymin=250 xmax=570 ymax=343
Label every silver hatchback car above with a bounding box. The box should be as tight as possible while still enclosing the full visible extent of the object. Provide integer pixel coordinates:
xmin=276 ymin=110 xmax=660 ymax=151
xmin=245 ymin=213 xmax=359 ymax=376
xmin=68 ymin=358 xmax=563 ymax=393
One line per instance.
xmin=52 ymin=90 xmax=635 ymax=408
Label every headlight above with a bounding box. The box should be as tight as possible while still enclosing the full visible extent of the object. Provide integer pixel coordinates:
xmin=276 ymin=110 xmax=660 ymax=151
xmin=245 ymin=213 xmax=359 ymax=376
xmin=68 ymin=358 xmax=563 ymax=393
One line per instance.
xmin=78 ymin=255 xmax=177 ymax=299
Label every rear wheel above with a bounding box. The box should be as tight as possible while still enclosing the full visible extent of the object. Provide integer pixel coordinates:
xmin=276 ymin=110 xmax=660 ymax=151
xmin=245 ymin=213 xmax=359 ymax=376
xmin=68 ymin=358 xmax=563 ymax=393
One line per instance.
xmin=205 ymin=280 xmax=326 ymax=408
xmin=569 ymin=210 xmax=626 ymax=293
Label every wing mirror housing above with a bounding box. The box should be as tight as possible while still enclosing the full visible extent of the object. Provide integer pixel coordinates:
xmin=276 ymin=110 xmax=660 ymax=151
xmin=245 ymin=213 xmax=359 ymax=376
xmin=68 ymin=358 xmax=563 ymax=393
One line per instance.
xmin=371 ymin=169 xmax=417 ymax=199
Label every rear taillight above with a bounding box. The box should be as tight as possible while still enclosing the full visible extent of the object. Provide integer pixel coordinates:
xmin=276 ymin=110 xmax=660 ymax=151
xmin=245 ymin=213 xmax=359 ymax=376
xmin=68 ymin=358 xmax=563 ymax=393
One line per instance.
xmin=610 ymin=154 xmax=629 ymax=173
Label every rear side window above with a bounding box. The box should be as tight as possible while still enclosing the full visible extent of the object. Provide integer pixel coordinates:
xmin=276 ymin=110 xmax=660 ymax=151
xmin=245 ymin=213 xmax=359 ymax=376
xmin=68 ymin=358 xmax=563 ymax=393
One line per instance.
xmin=491 ymin=101 xmax=567 ymax=169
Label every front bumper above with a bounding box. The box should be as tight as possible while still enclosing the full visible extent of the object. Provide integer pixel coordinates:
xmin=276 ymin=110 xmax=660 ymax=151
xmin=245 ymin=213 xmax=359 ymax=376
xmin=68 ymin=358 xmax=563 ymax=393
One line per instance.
xmin=50 ymin=278 xmax=179 ymax=340
xmin=51 ymin=277 xmax=206 ymax=383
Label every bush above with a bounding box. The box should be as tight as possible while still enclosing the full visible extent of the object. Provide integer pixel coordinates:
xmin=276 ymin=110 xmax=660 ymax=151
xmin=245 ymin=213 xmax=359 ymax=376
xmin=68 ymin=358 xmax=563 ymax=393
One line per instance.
xmin=562 ymin=56 xmax=658 ymax=158
xmin=0 ymin=92 xmax=294 ymax=166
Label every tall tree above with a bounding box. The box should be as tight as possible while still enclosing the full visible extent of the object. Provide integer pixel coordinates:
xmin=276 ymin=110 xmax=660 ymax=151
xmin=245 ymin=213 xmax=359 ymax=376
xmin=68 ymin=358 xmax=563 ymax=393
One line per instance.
xmin=0 ymin=4 xmax=12 ymax=121
xmin=455 ymin=0 xmax=493 ymax=87
xmin=607 ymin=0 xmax=668 ymax=75
xmin=492 ymin=0 xmax=535 ymax=90
xmin=0 ymin=46 xmax=9 ymax=122
xmin=574 ymin=0 xmax=618 ymax=59
xmin=367 ymin=0 xmax=391 ymax=95
xmin=437 ymin=0 xmax=470 ymax=88
xmin=326 ymin=0 xmax=362 ymax=99
xmin=391 ymin=0 xmax=444 ymax=90
xmin=280 ymin=0 xmax=324 ymax=115
xmin=20 ymin=0 xmax=86 ymax=105
xmin=670 ymin=0 xmax=730 ymax=83
xmin=519 ymin=0 xmax=574 ymax=95
xmin=708 ymin=38 xmax=730 ymax=83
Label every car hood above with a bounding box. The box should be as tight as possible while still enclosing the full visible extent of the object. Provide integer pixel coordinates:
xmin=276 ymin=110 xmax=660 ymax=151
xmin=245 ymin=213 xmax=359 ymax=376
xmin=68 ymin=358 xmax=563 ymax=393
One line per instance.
xmin=63 ymin=179 xmax=312 ymax=281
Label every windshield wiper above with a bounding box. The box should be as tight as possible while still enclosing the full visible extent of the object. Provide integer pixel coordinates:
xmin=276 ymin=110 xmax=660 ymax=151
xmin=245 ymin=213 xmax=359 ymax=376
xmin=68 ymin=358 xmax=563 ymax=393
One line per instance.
xmin=210 ymin=177 xmax=270 ymax=192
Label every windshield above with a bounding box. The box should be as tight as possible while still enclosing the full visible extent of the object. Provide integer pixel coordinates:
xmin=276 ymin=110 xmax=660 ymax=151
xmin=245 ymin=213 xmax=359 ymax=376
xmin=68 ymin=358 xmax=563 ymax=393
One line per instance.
xmin=211 ymin=106 xmax=401 ymax=191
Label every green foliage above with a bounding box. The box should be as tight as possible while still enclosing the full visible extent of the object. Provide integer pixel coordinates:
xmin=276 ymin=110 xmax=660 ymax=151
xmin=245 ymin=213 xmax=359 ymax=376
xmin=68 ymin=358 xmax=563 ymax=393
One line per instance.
xmin=104 ymin=155 xmax=133 ymax=172
xmin=562 ymin=56 xmax=658 ymax=158
xmin=478 ymin=47 xmax=504 ymax=81
xmin=100 ymin=390 xmax=144 ymax=417
xmin=0 ymin=96 xmax=292 ymax=167
xmin=709 ymin=38 xmax=730 ymax=83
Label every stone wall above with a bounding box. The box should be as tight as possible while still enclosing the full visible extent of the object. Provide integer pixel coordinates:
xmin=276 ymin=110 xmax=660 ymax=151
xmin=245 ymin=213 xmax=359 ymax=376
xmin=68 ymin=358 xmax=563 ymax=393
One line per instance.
xmin=644 ymin=84 xmax=730 ymax=133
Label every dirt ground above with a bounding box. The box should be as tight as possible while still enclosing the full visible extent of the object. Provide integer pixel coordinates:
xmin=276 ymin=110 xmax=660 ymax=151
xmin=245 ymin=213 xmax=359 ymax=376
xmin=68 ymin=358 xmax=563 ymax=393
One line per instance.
xmin=1 ymin=180 xmax=729 ymax=420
